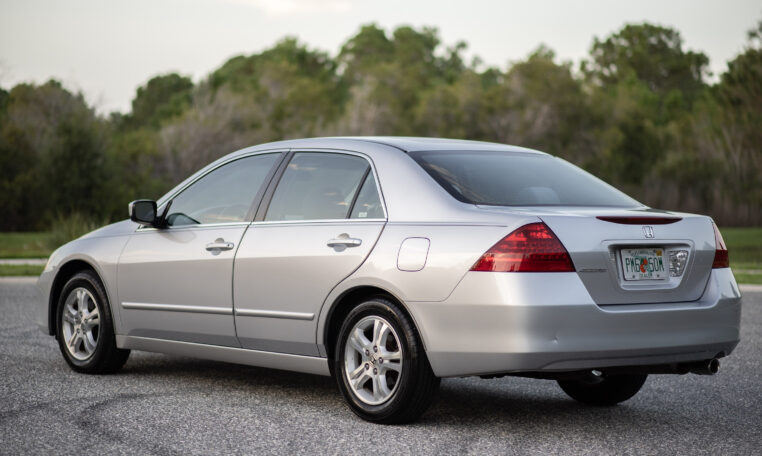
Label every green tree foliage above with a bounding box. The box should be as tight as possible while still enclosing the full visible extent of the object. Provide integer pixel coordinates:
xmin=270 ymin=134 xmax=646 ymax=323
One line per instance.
xmin=584 ymin=23 xmax=709 ymax=107
xmin=1 ymin=20 xmax=761 ymax=230
xmin=581 ymin=23 xmax=714 ymax=205
xmin=0 ymin=81 xmax=108 ymax=230
xmin=127 ymin=73 xmax=194 ymax=130
xmin=210 ymin=38 xmax=344 ymax=139
xmin=46 ymin=112 xmax=107 ymax=216
xmin=337 ymin=25 xmax=458 ymax=135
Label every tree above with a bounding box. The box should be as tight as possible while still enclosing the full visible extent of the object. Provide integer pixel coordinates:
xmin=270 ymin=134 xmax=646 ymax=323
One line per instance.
xmin=708 ymin=18 xmax=762 ymax=223
xmin=482 ymin=47 xmax=593 ymax=160
xmin=46 ymin=112 xmax=108 ymax=216
xmin=0 ymin=81 xmax=108 ymax=230
xmin=336 ymin=24 xmax=461 ymax=135
xmin=584 ymin=23 xmax=709 ymax=108
xmin=127 ymin=73 xmax=194 ymax=130
xmin=338 ymin=24 xmax=394 ymax=84
xmin=209 ymin=38 xmax=345 ymax=139
xmin=579 ymin=24 xmax=711 ymax=193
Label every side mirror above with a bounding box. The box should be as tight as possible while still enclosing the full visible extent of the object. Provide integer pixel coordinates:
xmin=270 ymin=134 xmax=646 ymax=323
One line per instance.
xmin=129 ymin=200 xmax=158 ymax=227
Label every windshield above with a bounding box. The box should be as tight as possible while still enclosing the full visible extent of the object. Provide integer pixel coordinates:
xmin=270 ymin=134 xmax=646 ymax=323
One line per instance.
xmin=410 ymin=150 xmax=640 ymax=207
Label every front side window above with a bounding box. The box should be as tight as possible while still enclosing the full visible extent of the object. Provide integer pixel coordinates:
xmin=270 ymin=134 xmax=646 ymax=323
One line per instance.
xmin=265 ymin=153 xmax=375 ymax=221
xmin=410 ymin=151 xmax=640 ymax=207
xmin=166 ymin=153 xmax=280 ymax=226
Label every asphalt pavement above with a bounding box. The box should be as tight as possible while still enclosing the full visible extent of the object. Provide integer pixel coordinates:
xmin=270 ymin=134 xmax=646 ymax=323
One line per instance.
xmin=1 ymin=277 xmax=760 ymax=455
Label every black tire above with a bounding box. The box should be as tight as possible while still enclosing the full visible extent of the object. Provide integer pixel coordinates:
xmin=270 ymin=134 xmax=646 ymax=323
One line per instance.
xmin=557 ymin=374 xmax=647 ymax=406
xmin=55 ymin=270 xmax=130 ymax=374
xmin=334 ymin=297 xmax=440 ymax=424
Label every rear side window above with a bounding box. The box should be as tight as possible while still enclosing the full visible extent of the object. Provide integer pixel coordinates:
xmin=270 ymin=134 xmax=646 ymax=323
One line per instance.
xmin=265 ymin=153 xmax=372 ymax=221
xmin=410 ymin=151 xmax=640 ymax=207
xmin=350 ymin=173 xmax=384 ymax=219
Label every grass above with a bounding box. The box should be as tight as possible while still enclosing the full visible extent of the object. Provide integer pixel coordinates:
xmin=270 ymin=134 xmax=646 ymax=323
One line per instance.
xmin=720 ymin=227 xmax=762 ymax=285
xmin=0 ymin=264 xmax=45 ymax=276
xmin=732 ymin=273 xmax=762 ymax=285
xmin=720 ymin=227 xmax=762 ymax=269
xmin=0 ymin=227 xmax=760 ymax=281
xmin=0 ymin=232 xmax=53 ymax=259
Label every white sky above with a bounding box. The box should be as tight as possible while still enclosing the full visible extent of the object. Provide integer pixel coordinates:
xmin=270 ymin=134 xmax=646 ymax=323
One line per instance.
xmin=1 ymin=0 xmax=759 ymax=114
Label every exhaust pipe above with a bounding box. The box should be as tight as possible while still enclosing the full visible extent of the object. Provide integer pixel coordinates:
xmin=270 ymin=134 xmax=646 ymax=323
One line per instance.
xmin=688 ymin=358 xmax=720 ymax=375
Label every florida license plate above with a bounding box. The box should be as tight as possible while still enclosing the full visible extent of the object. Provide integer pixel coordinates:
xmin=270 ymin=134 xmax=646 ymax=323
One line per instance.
xmin=621 ymin=248 xmax=668 ymax=281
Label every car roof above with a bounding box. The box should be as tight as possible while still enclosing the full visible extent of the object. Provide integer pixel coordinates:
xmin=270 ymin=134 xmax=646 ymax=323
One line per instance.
xmin=250 ymin=136 xmax=547 ymax=154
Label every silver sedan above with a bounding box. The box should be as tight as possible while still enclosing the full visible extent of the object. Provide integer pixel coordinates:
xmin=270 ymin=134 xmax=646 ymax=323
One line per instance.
xmin=37 ymin=137 xmax=742 ymax=423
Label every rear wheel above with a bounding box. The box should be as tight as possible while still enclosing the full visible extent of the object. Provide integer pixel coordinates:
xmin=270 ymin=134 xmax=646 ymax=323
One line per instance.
xmin=56 ymin=270 xmax=130 ymax=374
xmin=334 ymin=298 xmax=439 ymax=424
xmin=557 ymin=373 xmax=647 ymax=406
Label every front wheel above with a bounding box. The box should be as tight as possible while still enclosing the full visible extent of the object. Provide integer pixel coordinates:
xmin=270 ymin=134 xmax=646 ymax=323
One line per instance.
xmin=558 ymin=373 xmax=647 ymax=406
xmin=56 ymin=270 xmax=130 ymax=374
xmin=334 ymin=298 xmax=439 ymax=424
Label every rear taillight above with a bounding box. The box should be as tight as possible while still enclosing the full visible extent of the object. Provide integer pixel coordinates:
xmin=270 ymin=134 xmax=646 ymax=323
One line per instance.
xmin=712 ymin=223 xmax=729 ymax=268
xmin=471 ymin=222 xmax=575 ymax=272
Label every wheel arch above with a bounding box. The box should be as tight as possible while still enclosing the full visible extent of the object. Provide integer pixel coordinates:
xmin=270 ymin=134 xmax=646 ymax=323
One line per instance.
xmin=48 ymin=259 xmax=100 ymax=337
xmin=321 ymin=285 xmax=427 ymax=364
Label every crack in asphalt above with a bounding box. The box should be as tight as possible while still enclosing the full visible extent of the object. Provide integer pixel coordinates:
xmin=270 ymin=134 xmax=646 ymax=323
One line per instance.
xmin=75 ymin=393 xmax=185 ymax=456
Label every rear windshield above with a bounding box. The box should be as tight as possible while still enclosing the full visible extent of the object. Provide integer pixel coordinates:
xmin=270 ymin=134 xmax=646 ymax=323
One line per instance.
xmin=410 ymin=150 xmax=640 ymax=207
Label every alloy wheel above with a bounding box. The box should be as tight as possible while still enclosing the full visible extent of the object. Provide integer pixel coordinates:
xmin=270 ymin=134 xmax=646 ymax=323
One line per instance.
xmin=343 ymin=315 xmax=403 ymax=405
xmin=61 ymin=287 xmax=100 ymax=361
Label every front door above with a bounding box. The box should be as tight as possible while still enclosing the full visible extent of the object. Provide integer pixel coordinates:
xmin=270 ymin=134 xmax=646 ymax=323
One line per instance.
xmin=233 ymin=151 xmax=386 ymax=356
xmin=117 ymin=152 xmax=282 ymax=346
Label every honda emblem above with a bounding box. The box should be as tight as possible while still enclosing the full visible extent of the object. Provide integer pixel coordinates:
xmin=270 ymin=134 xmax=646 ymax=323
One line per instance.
xmin=642 ymin=226 xmax=655 ymax=238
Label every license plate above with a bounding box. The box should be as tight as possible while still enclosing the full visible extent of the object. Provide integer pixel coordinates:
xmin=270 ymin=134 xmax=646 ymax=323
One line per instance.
xmin=621 ymin=248 xmax=668 ymax=281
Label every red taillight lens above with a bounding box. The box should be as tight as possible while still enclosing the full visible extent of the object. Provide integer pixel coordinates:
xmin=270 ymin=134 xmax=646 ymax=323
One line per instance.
xmin=471 ymin=222 xmax=575 ymax=272
xmin=712 ymin=223 xmax=729 ymax=268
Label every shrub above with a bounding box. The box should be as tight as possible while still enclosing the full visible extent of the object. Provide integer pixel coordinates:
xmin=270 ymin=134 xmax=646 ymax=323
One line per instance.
xmin=46 ymin=213 xmax=105 ymax=250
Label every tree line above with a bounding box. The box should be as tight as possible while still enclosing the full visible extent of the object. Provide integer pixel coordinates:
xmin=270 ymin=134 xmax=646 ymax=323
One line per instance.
xmin=1 ymin=20 xmax=760 ymax=231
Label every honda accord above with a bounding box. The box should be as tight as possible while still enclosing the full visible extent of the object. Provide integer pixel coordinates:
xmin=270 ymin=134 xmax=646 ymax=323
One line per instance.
xmin=37 ymin=137 xmax=742 ymax=423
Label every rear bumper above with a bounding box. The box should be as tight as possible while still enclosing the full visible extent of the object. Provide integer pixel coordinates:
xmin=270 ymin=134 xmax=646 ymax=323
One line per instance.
xmin=410 ymin=268 xmax=741 ymax=377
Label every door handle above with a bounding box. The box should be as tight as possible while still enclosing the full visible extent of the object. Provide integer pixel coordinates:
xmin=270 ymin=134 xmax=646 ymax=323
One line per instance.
xmin=327 ymin=233 xmax=362 ymax=248
xmin=206 ymin=238 xmax=235 ymax=252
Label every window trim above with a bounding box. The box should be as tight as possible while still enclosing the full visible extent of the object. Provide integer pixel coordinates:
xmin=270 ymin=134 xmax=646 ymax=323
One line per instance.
xmin=137 ymin=149 xmax=288 ymax=231
xmin=346 ymin=167 xmax=372 ymax=219
xmin=254 ymin=149 xmax=388 ymax=224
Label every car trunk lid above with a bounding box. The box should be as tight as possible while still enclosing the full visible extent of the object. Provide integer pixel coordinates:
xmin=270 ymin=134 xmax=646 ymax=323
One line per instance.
xmin=536 ymin=207 xmax=715 ymax=304
xmin=473 ymin=206 xmax=716 ymax=305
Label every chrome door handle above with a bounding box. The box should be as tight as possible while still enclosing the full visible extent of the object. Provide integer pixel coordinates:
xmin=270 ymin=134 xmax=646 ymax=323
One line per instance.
xmin=327 ymin=234 xmax=362 ymax=248
xmin=206 ymin=238 xmax=235 ymax=252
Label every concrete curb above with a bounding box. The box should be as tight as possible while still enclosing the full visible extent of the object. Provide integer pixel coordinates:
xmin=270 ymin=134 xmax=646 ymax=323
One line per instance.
xmin=0 ymin=276 xmax=38 ymax=284
xmin=0 ymin=258 xmax=47 ymax=265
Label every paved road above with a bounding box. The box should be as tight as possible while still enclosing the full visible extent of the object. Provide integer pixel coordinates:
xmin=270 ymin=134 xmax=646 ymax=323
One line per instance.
xmin=1 ymin=278 xmax=760 ymax=455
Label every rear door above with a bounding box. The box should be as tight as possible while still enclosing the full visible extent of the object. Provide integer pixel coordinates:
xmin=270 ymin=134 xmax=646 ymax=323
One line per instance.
xmin=233 ymin=151 xmax=386 ymax=356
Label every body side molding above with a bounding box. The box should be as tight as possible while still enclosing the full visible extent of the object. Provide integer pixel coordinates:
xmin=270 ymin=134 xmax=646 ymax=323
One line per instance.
xmin=122 ymin=302 xmax=233 ymax=315
xmin=235 ymin=309 xmax=315 ymax=321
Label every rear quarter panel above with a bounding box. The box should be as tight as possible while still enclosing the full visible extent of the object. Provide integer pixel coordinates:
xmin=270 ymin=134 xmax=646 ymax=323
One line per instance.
xmin=316 ymin=220 xmax=536 ymax=353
